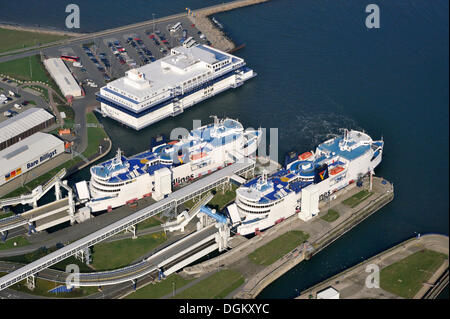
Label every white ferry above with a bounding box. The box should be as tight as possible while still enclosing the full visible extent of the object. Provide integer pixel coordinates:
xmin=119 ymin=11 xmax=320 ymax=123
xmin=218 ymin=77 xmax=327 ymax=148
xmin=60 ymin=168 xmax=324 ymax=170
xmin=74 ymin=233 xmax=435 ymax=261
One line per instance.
xmin=96 ymin=45 xmax=255 ymax=130
xmin=77 ymin=117 xmax=262 ymax=212
xmin=228 ymin=129 xmax=384 ymax=236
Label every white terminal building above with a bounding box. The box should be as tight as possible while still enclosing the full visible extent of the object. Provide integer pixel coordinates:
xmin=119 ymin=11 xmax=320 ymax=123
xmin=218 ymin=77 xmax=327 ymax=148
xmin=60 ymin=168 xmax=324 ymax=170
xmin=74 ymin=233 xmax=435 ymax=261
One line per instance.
xmin=0 ymin=132 xmax=65 ymax=187
xmin=96 ymin=45 xmax=255 ymax=130
xmin=43 ymin=58 xmax=82 ymax=98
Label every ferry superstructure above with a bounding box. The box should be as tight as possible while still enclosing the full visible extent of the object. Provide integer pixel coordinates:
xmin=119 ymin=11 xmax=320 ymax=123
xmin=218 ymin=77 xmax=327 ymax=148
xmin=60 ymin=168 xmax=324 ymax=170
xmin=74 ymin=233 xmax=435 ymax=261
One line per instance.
xmin=230 ymin=129 xmax=384 ymax=236
xmin=79 ymin=117 xmax=261 ymax=212
xmin=96 ymin=45 xmax=255 ymax=130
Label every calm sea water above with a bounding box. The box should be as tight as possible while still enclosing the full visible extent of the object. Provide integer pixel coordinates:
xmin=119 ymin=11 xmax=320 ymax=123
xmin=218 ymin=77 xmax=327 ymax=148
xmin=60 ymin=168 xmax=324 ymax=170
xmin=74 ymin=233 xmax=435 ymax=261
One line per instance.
xmin=2 ymin=0 xmax=447 ymax=298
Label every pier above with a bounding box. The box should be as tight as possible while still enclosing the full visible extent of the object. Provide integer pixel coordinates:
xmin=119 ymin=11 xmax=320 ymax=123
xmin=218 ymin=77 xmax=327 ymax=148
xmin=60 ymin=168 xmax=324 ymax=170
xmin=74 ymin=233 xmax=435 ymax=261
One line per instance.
xmin=181 ymin=176 xmax=395 ymax=299
xmin=0 ymin=0 xmax=272 ymax=59
xmin=0 ymin=160 xmax=254 ymax=291
xmin=297 ymin=234 xmax=448 ymax=299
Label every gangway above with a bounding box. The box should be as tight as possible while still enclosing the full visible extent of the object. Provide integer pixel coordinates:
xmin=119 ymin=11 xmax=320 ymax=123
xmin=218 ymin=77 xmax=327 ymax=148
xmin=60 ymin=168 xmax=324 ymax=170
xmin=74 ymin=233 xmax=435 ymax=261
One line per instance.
xmin=162 ymin=193 xmax=214 ymax=232
xmin=0 ymin=169 xmax=67 ymax=209
xmin=0 ymin=160 xmax=254 ymax=291
xmin=0 ymin=169 xmax=76 ymax=236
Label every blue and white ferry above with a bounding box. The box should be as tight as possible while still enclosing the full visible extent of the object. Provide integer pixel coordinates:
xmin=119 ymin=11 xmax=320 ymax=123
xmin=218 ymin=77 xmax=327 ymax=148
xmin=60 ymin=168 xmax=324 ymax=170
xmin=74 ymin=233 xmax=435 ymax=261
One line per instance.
xmin=96 ymin=45 xmax=255 ymax=130
xmin=228 ymin=129 xmax=384 ymax=235
xmin=78 ymin=117 xmax=262 ymax=212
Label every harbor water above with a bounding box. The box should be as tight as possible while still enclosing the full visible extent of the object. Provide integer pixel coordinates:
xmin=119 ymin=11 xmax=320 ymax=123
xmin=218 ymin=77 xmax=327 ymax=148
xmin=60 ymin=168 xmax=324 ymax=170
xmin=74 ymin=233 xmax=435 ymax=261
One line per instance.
xmin=1 ymin=0 xmax=448 ymax=298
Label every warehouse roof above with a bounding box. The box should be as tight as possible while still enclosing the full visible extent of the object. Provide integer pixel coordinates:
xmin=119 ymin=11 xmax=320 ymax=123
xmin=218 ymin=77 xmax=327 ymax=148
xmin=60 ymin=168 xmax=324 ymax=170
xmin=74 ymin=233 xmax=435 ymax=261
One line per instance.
xmin=43 ymin=58 xmax=82 ymax=97
xmin=0 ymin=132 xmax=63 ymax=175
xmin=0 ymin=108 xmax=54 ymax=145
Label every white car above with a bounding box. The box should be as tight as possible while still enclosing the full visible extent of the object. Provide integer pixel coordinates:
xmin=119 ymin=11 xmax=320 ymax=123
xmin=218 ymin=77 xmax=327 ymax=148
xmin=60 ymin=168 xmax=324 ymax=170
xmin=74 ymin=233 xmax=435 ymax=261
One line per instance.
xmin=14 ymin=103 xmax=22 ymax=109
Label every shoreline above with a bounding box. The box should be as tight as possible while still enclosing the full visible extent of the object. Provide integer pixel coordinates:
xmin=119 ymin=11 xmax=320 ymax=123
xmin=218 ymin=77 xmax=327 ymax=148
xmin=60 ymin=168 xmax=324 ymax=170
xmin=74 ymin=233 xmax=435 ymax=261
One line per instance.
xmin=180 ymin=176 xmax=395 ymax=299
xmin=0 ymin=0 xmax=271 ymax=56
xmin=297 ymin=234 xmax=449 ymax=299
xmin=0 ymin=23 xmax=86 ymax=37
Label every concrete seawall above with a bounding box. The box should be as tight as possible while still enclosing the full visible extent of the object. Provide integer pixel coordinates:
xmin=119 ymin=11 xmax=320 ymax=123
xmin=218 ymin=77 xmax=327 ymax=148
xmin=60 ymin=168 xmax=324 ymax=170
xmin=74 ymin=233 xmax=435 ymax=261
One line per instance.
xmin=182 ymin=176 xmax=395 ymax=299
xmin=1 ymin=0 xmax=272 ymax=57
xmin=189 ymin=0 xmax=271 ymax=52
xmin=297 ymin=234 xmax=449 ymax=299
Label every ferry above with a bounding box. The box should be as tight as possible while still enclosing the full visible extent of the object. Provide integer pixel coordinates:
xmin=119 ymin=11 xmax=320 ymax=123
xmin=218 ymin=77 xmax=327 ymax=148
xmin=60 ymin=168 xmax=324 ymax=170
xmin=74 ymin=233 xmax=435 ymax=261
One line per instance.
xmin=96 ymin=44 xmax=255 ymax=130
xmin=77 ymin=117 xmax=262 ymax=212
xmin=228 ymin=129 xmax=384 ymax=236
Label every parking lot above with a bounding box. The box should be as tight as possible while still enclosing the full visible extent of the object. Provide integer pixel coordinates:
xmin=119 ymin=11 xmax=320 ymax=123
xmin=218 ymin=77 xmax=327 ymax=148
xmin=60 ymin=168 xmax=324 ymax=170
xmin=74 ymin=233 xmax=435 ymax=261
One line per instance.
xmin=0 ymin=80 xmax=50 ymax=123
xmin=41 ymin=16 xmax=211 ymax=96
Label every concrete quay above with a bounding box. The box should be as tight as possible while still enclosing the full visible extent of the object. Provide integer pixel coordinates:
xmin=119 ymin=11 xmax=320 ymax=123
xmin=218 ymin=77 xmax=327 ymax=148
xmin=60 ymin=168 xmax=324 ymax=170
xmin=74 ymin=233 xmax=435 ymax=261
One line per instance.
xmin=297 ymin=234 xmax=449 ymax=299
xmin=181 ymin=176 xmax=394 ymax=298
xmin=0 ymin=0 xmax=271 ymax=58
xmin=189 ymin=0 xmax=270 ymax=52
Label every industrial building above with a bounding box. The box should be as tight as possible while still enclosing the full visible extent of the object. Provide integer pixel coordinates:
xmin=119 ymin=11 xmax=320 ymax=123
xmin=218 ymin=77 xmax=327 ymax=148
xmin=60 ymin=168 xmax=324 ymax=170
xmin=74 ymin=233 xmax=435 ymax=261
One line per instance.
xmin=0 ymin=108 xmax=55 ymax=151
xmin=43 ymin=58 xmax=82 ymax=98
xmin=0 ymin=132 xmax=65 ymax=186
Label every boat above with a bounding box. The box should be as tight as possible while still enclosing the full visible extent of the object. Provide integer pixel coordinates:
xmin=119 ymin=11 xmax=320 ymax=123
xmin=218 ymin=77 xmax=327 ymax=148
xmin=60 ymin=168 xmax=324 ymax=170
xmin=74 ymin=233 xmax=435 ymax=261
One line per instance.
xmin=96 ymin=45 xmax=255 ymax=130
xmin=228 ymin=129 xmax=384 ymax=236
xmin=77 ymin=117 xmax=262 ymax=212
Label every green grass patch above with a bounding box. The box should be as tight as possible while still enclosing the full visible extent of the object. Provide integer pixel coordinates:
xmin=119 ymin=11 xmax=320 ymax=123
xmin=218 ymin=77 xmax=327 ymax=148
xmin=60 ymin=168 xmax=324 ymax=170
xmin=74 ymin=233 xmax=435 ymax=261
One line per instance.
xmin=57 ymin=104 xmax=75 ymax=128
xmin=208 ymin=185 xmax=238 ymax=211
xmin=0 ymin=236 xmax=30 ymax=251
xmin=0 ymin=211 xmax=15 ymax=219
xmin=0 ymin=27 xmax=70 ymax=53
xmin=91 ymin=232 xmax=168 ymax=271
xmin=380 ymin=249 xmax=448 ymax=298
xmin=82 ymin=112 xmax=108 ymax=159
xmin=126 ymin=274 xmax=192 ymax=299
xmin=50 ymin=256 xmax=94 ymax=273
xmin=321 ymin=209 xmax=340 ymax=222
xmin=342 ymin=189 xmax=373 ymax=208
xmin=248 ymin=230 xmax=309 ymax=266
xmin=137 ymin=216 xmax=162 ymax=230
xmin=173 ymin=269 xmax=244 ymax=299
xmin=0 ymin=55 xmax=61 ymax=94
xmin=0 ymin=246 xmax=56 ymax=264
xmin=9 ymin=276 xmax=98 ymax=298
xmin=0 ymin=55 xmax=48 ymax=83
xmin=183 ymin=185 xmax=237 ymax=211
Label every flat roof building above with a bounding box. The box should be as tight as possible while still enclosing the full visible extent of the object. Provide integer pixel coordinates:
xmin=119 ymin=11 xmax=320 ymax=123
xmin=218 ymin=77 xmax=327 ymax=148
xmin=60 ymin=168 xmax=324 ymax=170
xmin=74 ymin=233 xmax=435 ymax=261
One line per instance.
xmin=97 ymin=44 xmax=255 ymax=130
xmin=0 ymin=132 xmax=65 ymax=187
xmin=317 ymin=287 xmax=340 ymax=299
xmin=43 ymin=58 xmax=82 ymax=98
xmin=0 ymin=108 xmax=55 ymax=151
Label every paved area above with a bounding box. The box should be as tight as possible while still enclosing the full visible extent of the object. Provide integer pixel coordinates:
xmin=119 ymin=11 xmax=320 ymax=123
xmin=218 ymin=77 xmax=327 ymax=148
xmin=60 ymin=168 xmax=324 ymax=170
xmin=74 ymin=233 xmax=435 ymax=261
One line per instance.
xmin=0 ymin=196 xmax=156 ymax=258
xmin=0 ymin=81 xmax=49 ymax=123
xmin=297 ymin=234 xmax=449 ymax=299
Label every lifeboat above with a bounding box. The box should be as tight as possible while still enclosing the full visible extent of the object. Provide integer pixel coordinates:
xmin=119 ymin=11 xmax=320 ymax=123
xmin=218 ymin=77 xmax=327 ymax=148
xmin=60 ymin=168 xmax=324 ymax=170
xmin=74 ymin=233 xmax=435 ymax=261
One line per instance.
xmin=298 ymin=151 xmax=313 ymax=161
xmin=168 ymin=140 xmax=179 ymax=145
xmin=140 ymin=158 xmax=149 ymax=164
xmin=190 ymin=152 xmax=208 ymax=161
xmin=330 ymin=166 xmax=345 ymax=175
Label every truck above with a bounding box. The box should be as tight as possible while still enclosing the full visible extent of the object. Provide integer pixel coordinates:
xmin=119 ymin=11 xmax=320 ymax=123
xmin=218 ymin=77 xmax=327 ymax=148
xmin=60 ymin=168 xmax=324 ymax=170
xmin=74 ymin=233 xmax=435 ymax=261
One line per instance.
xmin=73 ymin=62 xmax=83 ymax=67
